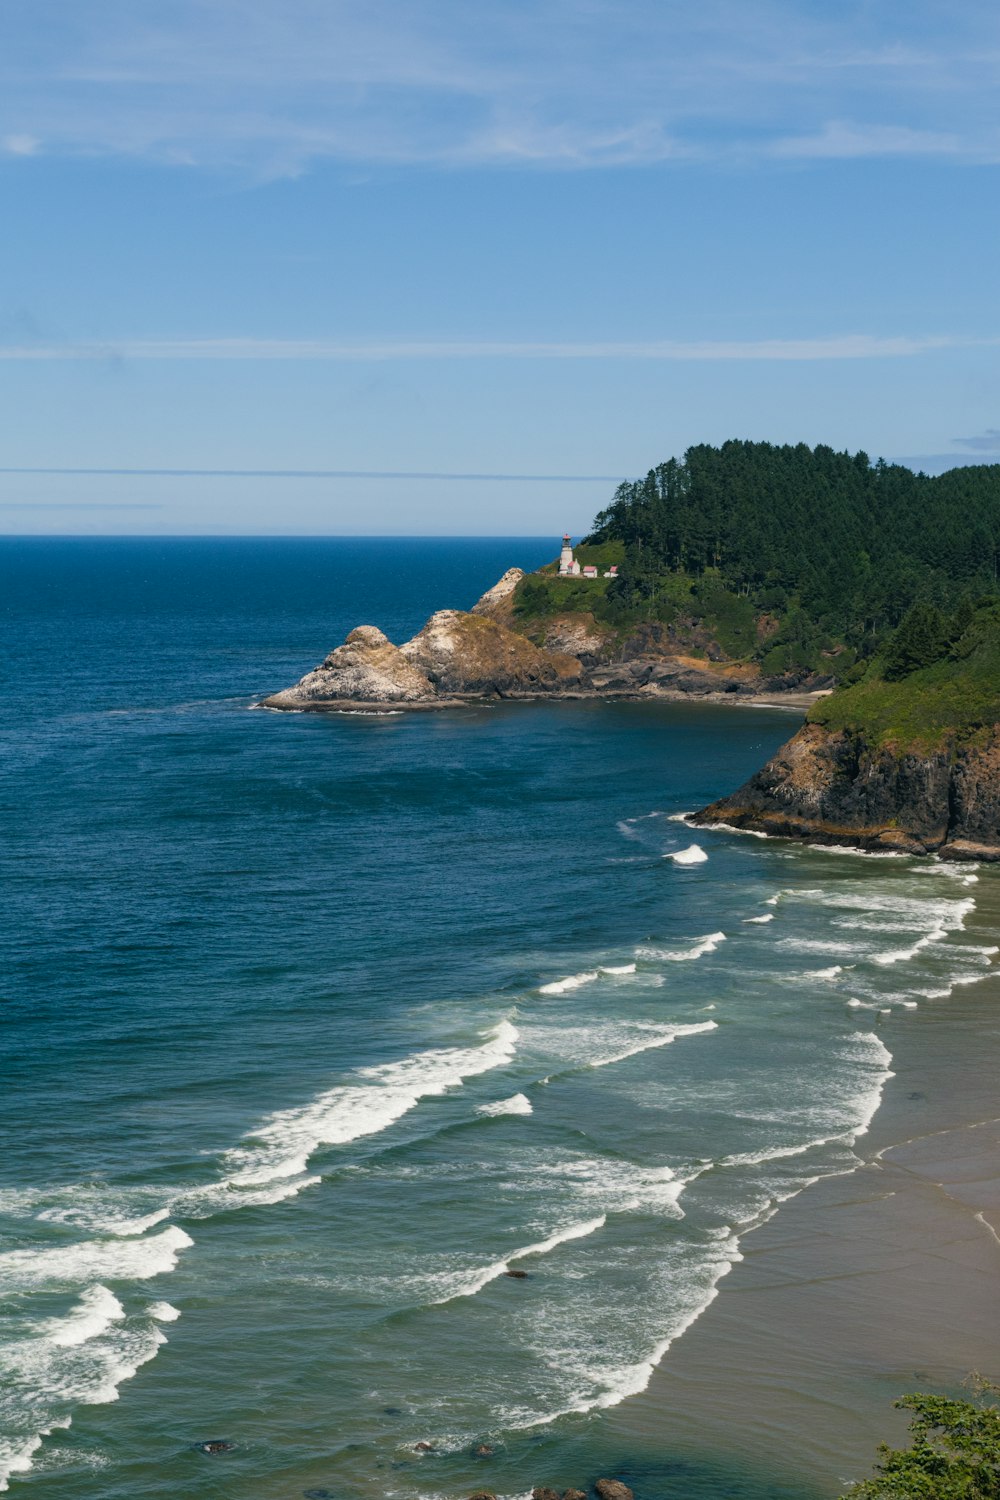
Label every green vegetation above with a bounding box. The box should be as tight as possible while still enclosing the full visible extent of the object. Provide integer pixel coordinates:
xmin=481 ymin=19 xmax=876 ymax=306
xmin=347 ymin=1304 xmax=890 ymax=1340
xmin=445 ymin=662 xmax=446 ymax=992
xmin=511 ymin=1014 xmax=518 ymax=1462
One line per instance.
xmin=809 ymin=601 xmax=1000 ymax=750
xmin=841 ymin=1383 xmax=1000 ymax=1498
xmin=513 ymin=442 xmax=1000 ymax=675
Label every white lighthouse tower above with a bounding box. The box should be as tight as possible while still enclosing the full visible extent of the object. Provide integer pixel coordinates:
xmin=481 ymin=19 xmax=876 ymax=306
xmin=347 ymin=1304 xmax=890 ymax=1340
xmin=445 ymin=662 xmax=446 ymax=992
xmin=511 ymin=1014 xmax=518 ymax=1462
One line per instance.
xmin=558 ymin=534 xmax=580 ymax=575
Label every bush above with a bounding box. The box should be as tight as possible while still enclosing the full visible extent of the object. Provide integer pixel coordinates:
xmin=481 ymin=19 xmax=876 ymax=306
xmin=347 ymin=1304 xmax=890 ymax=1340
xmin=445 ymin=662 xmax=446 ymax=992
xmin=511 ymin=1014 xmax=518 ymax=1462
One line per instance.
xmin=842 ymin=1382 xmax=1000 ymax=1498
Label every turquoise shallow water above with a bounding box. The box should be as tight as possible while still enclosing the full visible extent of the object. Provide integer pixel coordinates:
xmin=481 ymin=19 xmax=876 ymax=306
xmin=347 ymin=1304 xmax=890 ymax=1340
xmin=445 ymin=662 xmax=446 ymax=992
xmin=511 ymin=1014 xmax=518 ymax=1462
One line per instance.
xmin=0 ymin=538 xmax=995 ymax=1499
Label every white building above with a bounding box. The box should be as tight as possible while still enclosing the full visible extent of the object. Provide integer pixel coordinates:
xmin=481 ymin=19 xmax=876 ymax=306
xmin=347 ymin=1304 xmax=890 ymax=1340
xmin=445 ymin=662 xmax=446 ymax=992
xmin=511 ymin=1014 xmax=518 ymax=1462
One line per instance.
xmin=558 ymin=534 xmax=581 ymax=575
xmin=558 ymin=534 xmax=618 ymax=579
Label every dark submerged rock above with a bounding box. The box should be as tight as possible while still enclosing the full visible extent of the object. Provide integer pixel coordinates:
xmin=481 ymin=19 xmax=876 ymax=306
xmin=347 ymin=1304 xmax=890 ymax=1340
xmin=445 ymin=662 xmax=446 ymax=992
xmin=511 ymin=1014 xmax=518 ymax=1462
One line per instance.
xmin=303 ymin=1490 xmax=335 ymax=1499
xmin=473 ymin=1444 xmax=495 ymax=1457
xmin=414 ymin=1440 xmax=435 ymax=1452
xmin=194 ymin=1439 xmax=235 ymax=1455
xmin=504 ymin=1268 xmax=529 ymax=1279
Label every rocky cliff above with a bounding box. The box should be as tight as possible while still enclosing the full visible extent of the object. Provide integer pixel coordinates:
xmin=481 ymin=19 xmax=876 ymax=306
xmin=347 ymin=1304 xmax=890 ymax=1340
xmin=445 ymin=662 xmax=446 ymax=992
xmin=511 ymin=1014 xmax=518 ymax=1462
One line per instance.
xmin=693 ymin=721 xmax=1000 ymax=859
xmin=260 ymin=568 xmax=830 ymax=713
xmin=260 ymin=609 xmax=585 ymax=711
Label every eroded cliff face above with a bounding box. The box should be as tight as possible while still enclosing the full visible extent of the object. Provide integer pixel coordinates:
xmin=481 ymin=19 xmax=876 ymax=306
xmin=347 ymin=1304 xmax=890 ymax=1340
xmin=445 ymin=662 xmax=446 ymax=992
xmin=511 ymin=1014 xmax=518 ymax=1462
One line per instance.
xmin=260 ymin=611 xmax=585 ymax=711
xmin=400 ymin=610 xmax=584 ymax=696
xmin=693 ymin=722 xmax=1000 ymax=859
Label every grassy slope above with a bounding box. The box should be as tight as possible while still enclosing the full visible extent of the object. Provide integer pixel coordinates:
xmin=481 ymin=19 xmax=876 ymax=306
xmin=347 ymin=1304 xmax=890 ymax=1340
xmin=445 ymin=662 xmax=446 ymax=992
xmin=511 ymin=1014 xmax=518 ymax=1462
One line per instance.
xmin=809 ymin=623 xmax=1000 ymax=752
xmin=513 ymin=554 xmax=774 ymax=664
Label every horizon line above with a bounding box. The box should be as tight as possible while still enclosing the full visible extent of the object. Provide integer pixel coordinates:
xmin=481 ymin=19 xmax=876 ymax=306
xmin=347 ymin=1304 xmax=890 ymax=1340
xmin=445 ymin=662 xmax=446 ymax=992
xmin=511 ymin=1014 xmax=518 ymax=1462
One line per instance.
xmin=0 ymin=467 xmax=624 ymax=482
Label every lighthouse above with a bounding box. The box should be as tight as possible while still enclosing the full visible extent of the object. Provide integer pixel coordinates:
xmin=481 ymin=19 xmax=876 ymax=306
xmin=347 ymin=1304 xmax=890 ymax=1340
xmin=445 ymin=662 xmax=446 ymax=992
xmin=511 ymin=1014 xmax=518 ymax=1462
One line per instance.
xmin=558 ymin=534 xmax=580 ymax=576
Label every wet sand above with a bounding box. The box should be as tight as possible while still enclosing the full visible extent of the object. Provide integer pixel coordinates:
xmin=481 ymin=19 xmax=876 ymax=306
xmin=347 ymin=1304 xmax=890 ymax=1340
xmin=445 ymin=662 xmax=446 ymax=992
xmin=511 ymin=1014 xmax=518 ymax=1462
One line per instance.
xmin=607 ymin=890 xmax=1000 ymax=1498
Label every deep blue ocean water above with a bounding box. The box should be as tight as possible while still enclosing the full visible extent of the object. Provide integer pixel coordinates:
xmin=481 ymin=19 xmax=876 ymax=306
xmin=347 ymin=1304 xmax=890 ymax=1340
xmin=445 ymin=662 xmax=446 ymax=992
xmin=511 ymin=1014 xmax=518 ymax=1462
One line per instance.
xmin=0 ymin=538 xmax=993 ymax=1500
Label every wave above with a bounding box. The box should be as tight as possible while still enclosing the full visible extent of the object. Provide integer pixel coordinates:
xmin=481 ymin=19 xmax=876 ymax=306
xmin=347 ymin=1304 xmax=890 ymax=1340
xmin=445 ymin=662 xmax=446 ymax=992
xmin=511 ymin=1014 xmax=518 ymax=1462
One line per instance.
xmin=476 ymin=1094 xmax=533 ymax=1117
xmin=520 ymin=1153 xmax=687 ymax=1217
xmin=0 ymin=1225 xmax=193 ymax=1292
xmin=146 ymin=1301 xmax=181 ymax=1322
xmin=810 ymin=966 xmax=843 ymax=980
xmin=0 ymin=1295 xmax=171 ymax=1493
xmin=589 ymin=1020 xmax=717 ymax=1068
xmin=637 ymin=931 xmax=726 ymax=962
xmin=539 ymin=971 xmax=598 ymax=995
xmin=719 ymin=1132 xmax=850 ymax=1167
xmin=777 ymin=937 xmax=858 ymax=955
xmin=743 ymin=913 xmax=774 ymax=925
xmin=429 ymin=1216 xmax=607 ymax=1305
xmin=42 ymin=1285 xmax=126 ymax=1348
xmin=219 ymin=1019 xmax=518 ymax=1189
xmin=535 ymin=961 xmax=635 ymax=998
xmin=666 ymin=844 xmax=708 ymax=864
xmin=501 ymin=1231 xmax=744 ymax=1429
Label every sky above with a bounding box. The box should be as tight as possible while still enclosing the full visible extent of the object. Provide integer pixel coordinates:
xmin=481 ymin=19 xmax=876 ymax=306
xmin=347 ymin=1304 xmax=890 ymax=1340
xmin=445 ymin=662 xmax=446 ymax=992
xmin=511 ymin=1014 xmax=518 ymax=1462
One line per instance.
xmin=1 ymin=0 xmax=999 ymax=534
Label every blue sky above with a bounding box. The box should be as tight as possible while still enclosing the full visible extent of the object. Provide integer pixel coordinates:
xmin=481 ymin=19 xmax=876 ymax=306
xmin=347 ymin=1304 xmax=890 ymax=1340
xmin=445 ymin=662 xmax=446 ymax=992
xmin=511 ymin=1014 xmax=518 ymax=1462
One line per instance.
xmin=1 ymin=0 xmax=999 ymax=533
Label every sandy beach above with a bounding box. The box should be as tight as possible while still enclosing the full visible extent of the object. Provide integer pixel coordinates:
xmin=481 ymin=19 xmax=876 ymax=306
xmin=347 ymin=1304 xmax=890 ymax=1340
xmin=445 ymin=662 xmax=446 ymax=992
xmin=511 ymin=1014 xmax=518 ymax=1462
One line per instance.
xmin=605 ymin=875 xmax=1000 ymax=1498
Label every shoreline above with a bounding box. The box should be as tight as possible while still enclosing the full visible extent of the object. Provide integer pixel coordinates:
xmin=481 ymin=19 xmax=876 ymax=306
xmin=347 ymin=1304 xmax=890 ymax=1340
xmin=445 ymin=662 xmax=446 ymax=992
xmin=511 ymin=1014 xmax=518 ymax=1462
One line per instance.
xmin=602 ymin=881 xmax=1000 ymax=1497
xmin=256 ymin=687 xmax=828 ymax=715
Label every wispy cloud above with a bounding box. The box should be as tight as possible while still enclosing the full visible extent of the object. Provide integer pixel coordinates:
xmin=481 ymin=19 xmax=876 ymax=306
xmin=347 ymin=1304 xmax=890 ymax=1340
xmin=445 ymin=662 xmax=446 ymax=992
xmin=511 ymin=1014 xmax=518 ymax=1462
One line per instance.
xmin=0 ymin=467 xmax=620 ymax=482
xmin=0 ymin=0 xmax=998 ymax=171
xmin=952 ymin=427 xmax=1000 ymax=451
xmin=0 ymin=334 xmax=994 ymax=362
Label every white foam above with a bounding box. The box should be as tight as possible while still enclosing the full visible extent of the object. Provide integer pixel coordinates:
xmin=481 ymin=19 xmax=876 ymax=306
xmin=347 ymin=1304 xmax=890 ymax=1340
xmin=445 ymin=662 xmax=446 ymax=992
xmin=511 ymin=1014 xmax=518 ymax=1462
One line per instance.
xmin=696 ymin=820 xmax=769 ymax=839
xmin=743 ymin=914 xmax=774 ymax=925
xmin=0 ymin=1436 xmax=45 ymax=1494
xmin=175 ymin=1174 xmax=322 ymax=1216
xmin=806 ymin=843 xmax=907 ymax=858
xmin=590 ymin=1020 xmax=717 ymax=1067
xmin=538 ymin=971 xmax=598 ymax=995
xmin=146 ymin=1301 xmax=181 ymax=1322
xmin=476 ymin=1094 xmax=533 ymax=1117
xmin=0 ymin=1225 xmax=193 ymax=1292
xmin=503 ymin=1231 xmax=743 ymax=1428
xmin=600 ymin=963 xmax=637 ymax=975
xmin=526 ymin=1154 xmax=686 ymax=1215
xmin=0 ymin=1296 xmax=171 ymax=1492
xmin=778 ymin=937 xmax=857 ymax=955
xmin=720 ymin=1133 xmax=850 ymax=1167
xmin=667 ymin=844 xmax=709 ymax=864
xmin=810 ymin=966 xmax=843 ymax=980
xmin=220 ymin=1019 xmax=518 ymax=1187
xmin=429 ymin=1216 xmax=607 ymax=1304
xmin=44 ymin=1286 xmax=125 ymax=1348
xmin=637 ymin=931 xmax=726 ymax=962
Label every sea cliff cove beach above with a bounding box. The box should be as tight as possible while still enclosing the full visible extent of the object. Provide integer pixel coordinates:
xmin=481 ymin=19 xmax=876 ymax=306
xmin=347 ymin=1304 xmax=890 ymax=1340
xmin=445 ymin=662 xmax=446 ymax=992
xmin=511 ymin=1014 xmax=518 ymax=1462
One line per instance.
xmin=3 ymin=537 xmax=1000 ymax=1499
xmin=5 ymin=4 xmax=1000 ymax=1495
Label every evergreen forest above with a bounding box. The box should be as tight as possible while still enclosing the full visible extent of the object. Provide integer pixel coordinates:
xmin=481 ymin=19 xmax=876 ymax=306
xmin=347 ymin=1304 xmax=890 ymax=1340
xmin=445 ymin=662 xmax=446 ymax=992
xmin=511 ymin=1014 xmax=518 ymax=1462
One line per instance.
xmin=557 ymin=442 xmax=1000 ymax=676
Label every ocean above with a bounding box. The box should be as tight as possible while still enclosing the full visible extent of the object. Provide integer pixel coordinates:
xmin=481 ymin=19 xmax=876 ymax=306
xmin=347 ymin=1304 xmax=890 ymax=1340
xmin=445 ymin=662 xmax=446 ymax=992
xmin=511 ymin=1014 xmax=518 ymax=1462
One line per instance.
xmin=0 ymin=537 xmax=996 ymax=1500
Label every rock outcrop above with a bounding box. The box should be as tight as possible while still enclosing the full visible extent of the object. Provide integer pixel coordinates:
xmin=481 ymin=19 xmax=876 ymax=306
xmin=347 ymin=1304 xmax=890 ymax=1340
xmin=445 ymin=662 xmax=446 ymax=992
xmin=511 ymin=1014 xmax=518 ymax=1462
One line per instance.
xmin=261 ymin=611 xmax=585 ymax=712
xmin=594 ymin=1481 xmax=634 ymax=1500
xmin=261 ymin=625 xmax=435 ymax=710
xmin=471 ymin=567 xmax=525 ymax=620
xmin=400 ymin=610 xmax=584 ymax=697
xmin=693 ymin=722 xmax=1000 ymax=858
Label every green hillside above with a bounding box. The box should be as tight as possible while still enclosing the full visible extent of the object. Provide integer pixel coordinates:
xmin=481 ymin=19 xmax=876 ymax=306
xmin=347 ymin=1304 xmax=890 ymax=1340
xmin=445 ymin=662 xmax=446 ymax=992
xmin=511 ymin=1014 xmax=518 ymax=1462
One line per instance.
xmin=514 ymin=442 xmax=1000 ymax=677
xmin=809 ymin=601 xmax=1000 ymax=751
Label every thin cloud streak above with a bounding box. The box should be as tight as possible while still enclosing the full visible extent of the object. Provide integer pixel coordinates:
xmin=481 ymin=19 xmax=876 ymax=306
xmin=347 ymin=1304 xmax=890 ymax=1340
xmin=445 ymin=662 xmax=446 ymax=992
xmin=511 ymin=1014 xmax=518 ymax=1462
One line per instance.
xmin=0 ymin=467 xmax=622 ymax=482
xmin=0 ymin=334 xmax=996 ymax=362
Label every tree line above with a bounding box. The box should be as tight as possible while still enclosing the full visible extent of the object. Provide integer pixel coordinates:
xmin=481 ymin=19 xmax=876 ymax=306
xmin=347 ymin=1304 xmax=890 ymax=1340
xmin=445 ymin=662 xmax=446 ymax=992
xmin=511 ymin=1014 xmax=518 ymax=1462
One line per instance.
xmin=586 ymin=442 xmax=1000 ymax=656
